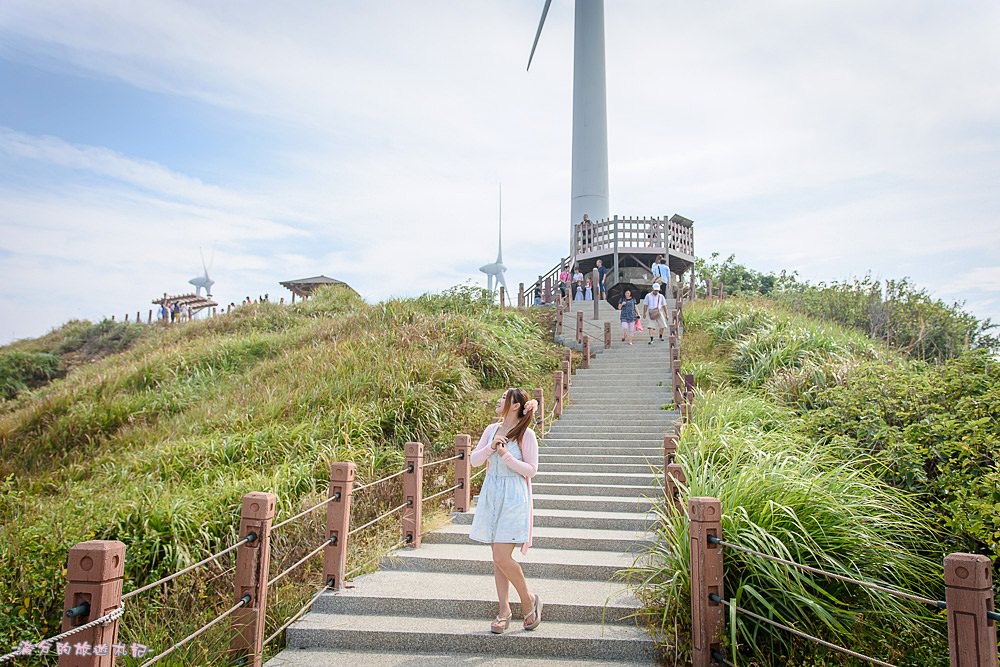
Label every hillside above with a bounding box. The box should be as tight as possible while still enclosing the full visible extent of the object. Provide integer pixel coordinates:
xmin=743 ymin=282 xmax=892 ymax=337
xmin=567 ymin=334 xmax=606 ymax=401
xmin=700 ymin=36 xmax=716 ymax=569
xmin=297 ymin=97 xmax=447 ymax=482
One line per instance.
xmin=632 ymin=295 xmax=999 ymax=665
xmin=0 ymin=285 xmax=562 ymax=664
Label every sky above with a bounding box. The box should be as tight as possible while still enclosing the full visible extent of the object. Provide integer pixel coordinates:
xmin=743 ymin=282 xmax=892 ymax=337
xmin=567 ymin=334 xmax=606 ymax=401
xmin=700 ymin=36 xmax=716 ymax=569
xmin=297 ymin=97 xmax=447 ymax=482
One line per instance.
xmin=1 ymin=0 xmax=998 ymax=343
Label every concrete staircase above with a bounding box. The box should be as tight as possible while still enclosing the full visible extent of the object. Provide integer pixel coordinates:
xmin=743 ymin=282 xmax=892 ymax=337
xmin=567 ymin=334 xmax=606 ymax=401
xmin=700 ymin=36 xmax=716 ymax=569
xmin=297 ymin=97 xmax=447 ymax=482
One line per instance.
xmin=266 ymin=301 xmax=675 ymax=666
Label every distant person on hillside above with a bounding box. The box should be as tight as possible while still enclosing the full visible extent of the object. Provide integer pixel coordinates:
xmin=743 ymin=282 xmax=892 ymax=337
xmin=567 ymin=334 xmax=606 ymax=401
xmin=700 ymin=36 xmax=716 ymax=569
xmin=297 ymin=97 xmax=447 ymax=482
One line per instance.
xmin=572 ymin=266 xmax=584 ymax=300
xmin=558 ymin=264 xmax=570 ymax=302
xmin=643 ymin=283 xmax=668 ymax=344
xmin=596 ymin=259 xmax=608 ymax=300
xmin=580 ymin=214 xmax=593 ymax=252
xmin=652 ymin=256 xmax=670 ymax=295
xmin=469 ymin=388 xmax=542 ymax=634
xmin=618 ymin=289 xmax=639 ymax=345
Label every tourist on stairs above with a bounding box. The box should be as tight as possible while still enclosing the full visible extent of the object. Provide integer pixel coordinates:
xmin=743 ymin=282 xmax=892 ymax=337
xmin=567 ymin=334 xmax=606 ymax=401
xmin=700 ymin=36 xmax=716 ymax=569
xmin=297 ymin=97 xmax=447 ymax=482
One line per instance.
xmin=618 ymin=289 xmax=639 ymax=345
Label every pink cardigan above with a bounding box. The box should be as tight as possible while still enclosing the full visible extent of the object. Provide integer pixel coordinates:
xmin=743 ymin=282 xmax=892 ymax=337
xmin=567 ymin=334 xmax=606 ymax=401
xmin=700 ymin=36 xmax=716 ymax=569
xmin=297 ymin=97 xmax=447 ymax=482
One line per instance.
xmin=470 ymin=422 xmax=539 ymax=554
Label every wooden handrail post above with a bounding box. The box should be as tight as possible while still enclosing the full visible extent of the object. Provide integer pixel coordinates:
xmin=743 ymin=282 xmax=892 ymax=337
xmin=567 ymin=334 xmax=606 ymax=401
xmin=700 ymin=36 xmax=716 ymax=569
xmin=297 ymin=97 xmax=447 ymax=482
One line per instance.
xmin=231 ymin=492 xmax=276 ymax=667
xmin=706 ymin=279 xmax=713 ymax=300
xmin=324 ymin=462 xmax=355 ymax=590
xmin=663 ymin=434 xmax=678 ymax=467
xmin=576 ymin=311 xmax=584 ymax=343
xmin=944 ymin=553 xmax=997 ymax=667
xmin=604 ymin=321 xmax=611 ymax=349
xmin=581 ymin=336 xmax=591 ymax=369
xmin=454 ymin=435 xmax=472 ymax=513
xmin=555 ymin=308 xmax=564 ymax=336
xmin=544 ymin=277 xmax=552 ymax=304
xmin=499 ymin=286 xmax=506 ymax=310
xmin=664 ymin=463 xmax=686 ymax=514
xmin=553 ymin=371 xmax=563 ymax=418
xmin=402 ymin=442 xmax=424 ymax=548
xmin=690 ymin=270 xmax=696 ymax=303
xmin=719 ymin=282 xmax=725 ymax=300
xmin=533 ymin=388 xmax=545 ymax=432
xmin=60 ymin=540 xmax=125 ymax=667
xmin=690 ymin=497 xmax=725 ymax=667
xmin=147 ymin=309 xmax=152 ymax=324
xmin=562 ymin=360 xmax=571 ymax=395
xmin=518 ymin=282 xmax=525 ymax=308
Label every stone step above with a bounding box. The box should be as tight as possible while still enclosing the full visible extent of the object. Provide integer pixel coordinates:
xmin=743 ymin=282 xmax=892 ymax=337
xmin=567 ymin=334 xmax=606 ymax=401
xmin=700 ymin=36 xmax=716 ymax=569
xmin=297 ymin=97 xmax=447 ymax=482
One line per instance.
xmin=425 ymin=523 xmax=651 ymax=553
xmin=284 ymin=612 xmax=656 ymax=662
xmin=542 ymin=438 xmax=663 ymax=447
xmin=311 ymin=570 xmax=642 ymax=625
xmin=540 ymin=446 xmax=663 ymax=456
xmin=538 ymin=453 xmax=664 ymax=464
xmin=540 ymin=462 xmax=659 ymax=474
xmin=378 ymin=543 xmax=635 ymax=581
xmin=534 ymin=471 xmax=657 ymax=487
xmin=531 ymin=482 xmax=659 ymax=498
xmin=546 ymin=418 xmax=674 ymax=427
xmin=530 ymin=494 xmax=657 ymax=513
xmin=453 ymin=508 xmax=657 ymax=532
xmin=546 ymin=426 xmax=671 ymax=436
xmin=266 ymin=649 xmax=652 ymax=667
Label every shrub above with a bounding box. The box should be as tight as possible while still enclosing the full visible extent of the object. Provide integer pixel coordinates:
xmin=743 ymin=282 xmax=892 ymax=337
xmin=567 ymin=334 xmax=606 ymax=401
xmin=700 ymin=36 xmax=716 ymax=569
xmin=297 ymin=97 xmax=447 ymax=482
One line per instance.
xmin=0 ymin=351 xmax=61 ymax=400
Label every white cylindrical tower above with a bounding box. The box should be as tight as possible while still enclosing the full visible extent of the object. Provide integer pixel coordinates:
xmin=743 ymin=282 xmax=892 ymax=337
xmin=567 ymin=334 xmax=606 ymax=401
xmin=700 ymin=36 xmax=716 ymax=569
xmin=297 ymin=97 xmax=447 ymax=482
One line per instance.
xmin=570 ymin=0 xmax=610 ymax=250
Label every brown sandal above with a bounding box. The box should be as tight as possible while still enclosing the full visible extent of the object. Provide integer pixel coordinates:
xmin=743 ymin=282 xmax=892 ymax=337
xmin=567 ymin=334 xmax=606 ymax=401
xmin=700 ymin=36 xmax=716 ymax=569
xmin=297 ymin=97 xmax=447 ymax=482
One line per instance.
xmin=491 ymin=612 xmax=512 ymax=634
xmin=523 ymin=594 xmax=543 ymax=630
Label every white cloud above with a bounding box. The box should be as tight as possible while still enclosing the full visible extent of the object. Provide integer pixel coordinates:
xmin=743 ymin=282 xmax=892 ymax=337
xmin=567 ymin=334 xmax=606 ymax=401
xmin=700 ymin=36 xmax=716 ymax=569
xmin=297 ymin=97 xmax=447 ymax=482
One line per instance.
xmin=1 ymin=0 xmax=999 ymax=339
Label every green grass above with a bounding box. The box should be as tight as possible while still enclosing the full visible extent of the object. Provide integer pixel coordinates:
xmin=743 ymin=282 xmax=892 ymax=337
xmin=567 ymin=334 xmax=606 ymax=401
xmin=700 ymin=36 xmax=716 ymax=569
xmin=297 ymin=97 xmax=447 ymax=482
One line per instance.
xmin=0 ymin=285 xmax=561 ymax=665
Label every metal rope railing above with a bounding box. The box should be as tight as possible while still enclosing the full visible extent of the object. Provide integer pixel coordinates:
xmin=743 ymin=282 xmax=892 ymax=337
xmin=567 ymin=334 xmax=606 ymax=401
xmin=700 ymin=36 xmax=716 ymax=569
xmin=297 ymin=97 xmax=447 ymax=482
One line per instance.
xmin=121 ymin=534 xmax=255 ymax=601
xmin=271 ymin=466 xmax=408 ymax=531
xmin=263 ymin=583 xmax=332 ymax=647
xmin=0 ymin=603 xmax=126 ymax=663
xmin=267 ymin=538 xmax=333 ymax=588
xmin=711 ymin=594 xmax=899 ymax=667
xmin=707 ymin=535 xmax=943 ymax=608
xmin=139 ymin=594 xmax=250 ymax=667
xmin=347 ymin=502 xmax=410 ymax=538
xmin=423 ymin=483 xmax=462 ymax=504
xmin=422 ymin=453 xmax=463 ymax=469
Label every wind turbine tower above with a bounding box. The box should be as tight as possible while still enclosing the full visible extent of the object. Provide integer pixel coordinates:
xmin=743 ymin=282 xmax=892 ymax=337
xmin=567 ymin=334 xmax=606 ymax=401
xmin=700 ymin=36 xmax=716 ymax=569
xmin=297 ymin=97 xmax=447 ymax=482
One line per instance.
xmin=529 ymin=0 xmax=610 ymax=252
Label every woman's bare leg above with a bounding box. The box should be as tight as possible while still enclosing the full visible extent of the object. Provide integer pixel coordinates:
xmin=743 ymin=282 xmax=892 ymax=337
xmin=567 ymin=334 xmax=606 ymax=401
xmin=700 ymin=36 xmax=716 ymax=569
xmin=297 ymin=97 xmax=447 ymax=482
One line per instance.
xmin=493 ymin=564 xmax=511 ymax=617
xmin=491 ymin=543 xmax=532 ymax=616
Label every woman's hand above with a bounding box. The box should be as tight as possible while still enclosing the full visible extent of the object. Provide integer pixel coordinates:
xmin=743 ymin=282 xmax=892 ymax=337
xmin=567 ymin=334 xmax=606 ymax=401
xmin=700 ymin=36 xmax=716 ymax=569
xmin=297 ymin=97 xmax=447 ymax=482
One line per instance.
xmin=495 ymin=442 xmax=509 ymax=458
xmin=491 ymin=434 xmax=508 ymax=451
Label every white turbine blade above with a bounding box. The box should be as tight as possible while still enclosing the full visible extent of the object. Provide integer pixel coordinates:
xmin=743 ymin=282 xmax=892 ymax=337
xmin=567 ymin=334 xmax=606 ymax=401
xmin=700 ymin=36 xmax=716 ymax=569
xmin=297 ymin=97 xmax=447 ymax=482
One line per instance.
xmin=526 ymin=0 xmax=552 ymax=71
xmin=497 ymin=271 xmax=508 ymax=292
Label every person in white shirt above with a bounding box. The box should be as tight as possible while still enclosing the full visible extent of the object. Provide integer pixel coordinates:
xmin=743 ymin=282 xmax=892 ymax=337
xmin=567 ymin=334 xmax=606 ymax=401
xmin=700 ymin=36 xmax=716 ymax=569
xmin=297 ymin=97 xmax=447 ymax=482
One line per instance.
xmin=642 ymin=283 xmax=669 ymax=344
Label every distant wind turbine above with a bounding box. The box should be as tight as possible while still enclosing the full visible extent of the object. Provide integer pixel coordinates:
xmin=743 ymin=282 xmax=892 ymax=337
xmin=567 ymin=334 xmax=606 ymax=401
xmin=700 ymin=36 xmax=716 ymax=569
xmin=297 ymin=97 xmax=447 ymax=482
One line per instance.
xmin=188 ymin=247 xmax=215 ymax=297
xmin=528 ymin=0 xmax=610 ymax=252
xmin=479 ymin=186 xmax=508 ymax=297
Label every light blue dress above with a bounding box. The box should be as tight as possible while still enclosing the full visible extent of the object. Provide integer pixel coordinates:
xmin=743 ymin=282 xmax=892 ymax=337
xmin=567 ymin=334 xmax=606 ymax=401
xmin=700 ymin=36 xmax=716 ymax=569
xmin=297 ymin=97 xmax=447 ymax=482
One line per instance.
xmin=469 ymin=425 xmax=531 ymax=545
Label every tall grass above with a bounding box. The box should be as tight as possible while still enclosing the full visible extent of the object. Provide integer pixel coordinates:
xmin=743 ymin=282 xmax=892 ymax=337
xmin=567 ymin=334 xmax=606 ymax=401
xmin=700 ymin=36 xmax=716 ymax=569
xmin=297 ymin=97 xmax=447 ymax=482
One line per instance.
xmin=630 ymin=389 xmax=946 ymax=666
xmin=0 ymin=285 xmax=561 ymax=664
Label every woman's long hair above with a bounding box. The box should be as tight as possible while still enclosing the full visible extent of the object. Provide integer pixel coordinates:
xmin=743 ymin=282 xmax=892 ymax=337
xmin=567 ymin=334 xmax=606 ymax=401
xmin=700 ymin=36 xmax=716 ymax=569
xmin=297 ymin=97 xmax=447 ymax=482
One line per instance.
xmin=501 ymin=387 xmax=533 ymax=443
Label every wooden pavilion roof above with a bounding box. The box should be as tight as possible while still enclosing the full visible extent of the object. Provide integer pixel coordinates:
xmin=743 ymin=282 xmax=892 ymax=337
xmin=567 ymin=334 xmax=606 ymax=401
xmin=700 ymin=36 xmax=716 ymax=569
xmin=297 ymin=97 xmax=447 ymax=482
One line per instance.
xmin=152 ymin=293 xmax=218 ymax=312
xmin=279 ymin=276 xmax=356 ymax=298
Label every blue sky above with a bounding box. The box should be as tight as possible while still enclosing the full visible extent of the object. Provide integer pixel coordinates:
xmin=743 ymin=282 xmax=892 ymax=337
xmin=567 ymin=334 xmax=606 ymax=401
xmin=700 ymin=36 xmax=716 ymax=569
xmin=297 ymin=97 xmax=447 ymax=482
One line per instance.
xmin=1 ymin=0 xmax=998 ymax=343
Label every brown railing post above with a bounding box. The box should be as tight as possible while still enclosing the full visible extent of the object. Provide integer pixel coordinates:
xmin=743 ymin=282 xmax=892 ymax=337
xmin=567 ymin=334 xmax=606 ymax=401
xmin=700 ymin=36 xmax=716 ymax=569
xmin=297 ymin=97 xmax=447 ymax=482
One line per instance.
xmin=581 ymin=336 xmax=591 ymax=369
xmin=231 ymin=492 xmax=276 ymax=667
xmin=576 ymin=311 xmax=584 ymax=343
xmin=324 ymin=462 xmax=355 ymax=590
xmin=533 ymin=388 xmax=545 ymax=431
xmin=562 ymin=360 xmax=571 ymax=395
xmin=544 ymin=277 xmax=552 ymax=304
xmin=402 ymin=442 xmax=424 ymax=548
xmin=663 ymin=434 xmax=677 ymax=467
xmin=60 ymin=540 xmax=125 ymax=667
xmin=148 ymin=309 xmax=153 ymax=323
xmin=604 ymin=321 xmax=611 ymax=348
xmin=664 ymin=463 xmax=686 ymax=514
xmin=690 ymin=497 xmax=724 ymax=667
xmin=944 ymin=553 xmax=998 ymax=667
xmin=690 ymin=270 xmax=696 ymax=302
xmin=518 ymin=282 xmax=525 ymax=308
xmin=555 ymin=307 xmax=564 ymax=336
xmin=719 ymin=282 xmax=725 ymax=300
xmin=706 ymin=279 xmax=713 ymax=300
xmin=454 ymin=434 xmax=472 ymax=513
xmin=499 ymin=286 xmax=506 ymax=310
xmin=553 ymin=371 xmax=563 ymax=419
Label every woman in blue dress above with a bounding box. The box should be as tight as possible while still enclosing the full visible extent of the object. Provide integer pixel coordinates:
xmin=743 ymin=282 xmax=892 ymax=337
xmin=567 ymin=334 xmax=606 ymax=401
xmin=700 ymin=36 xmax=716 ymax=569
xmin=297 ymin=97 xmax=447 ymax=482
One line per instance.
xmin=469 ymin=388 xmax=542 ymax=634
xmin=618 ymin=288 xmax=639 ymax=345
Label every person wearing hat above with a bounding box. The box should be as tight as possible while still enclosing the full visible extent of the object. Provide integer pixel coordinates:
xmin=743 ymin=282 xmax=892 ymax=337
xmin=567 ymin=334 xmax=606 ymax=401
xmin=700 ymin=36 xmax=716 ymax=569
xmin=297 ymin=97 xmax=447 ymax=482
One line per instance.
xmin=643 ymin=283 xmax=668 ymax=344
